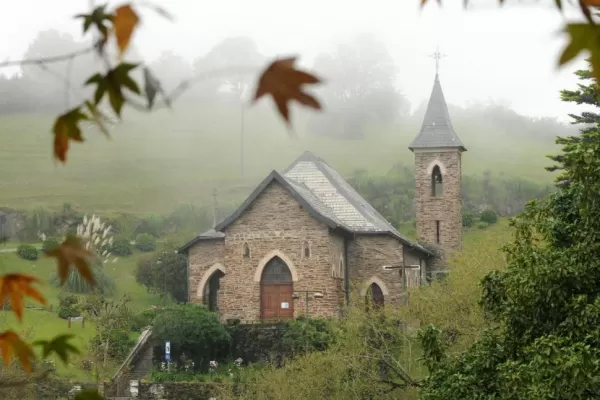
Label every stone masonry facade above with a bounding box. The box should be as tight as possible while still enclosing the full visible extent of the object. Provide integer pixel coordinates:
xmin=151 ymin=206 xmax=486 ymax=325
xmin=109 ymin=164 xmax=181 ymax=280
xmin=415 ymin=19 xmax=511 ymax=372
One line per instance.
xmin=187 ymin=181 xmax=422 ymax=320
xmin=414 ymin=148 xmax=463 ymax=267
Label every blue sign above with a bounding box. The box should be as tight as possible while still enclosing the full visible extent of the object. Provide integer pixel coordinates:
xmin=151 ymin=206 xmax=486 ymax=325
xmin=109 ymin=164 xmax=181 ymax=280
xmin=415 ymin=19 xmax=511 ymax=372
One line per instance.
xmin=165 ymin=341 xmax=171 ymax=361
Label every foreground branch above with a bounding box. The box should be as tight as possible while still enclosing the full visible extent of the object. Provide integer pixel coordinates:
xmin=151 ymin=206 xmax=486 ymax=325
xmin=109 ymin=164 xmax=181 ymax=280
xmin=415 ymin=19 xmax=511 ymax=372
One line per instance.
xmin=0 ymin=45 xmax=98 ymax=69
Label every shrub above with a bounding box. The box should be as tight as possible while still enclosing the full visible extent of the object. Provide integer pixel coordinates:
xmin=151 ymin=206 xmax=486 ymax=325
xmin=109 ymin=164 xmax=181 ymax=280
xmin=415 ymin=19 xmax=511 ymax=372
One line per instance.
xmin=462 ymin=212 xmax=474 ymax=228
xmin=131 ymin=308 xmax=159 ymax=332
xmin=57 ymin=294 xmax=81 ymax=320
xmin=52 ymin=261 xmax=116 ymax=295
xmin=135 ymin=233 xmax=156 ymax=252
xmin=282 ymin=317 xmax=335 ymax=355
xmin=476 ymin=221 xmax=489 ymax=230
xmin=16 ymin=244 xmax=38 ymax=261
xmin=153 ymin=304 xmax=231 ymax=372
xmin=91 ymin=328 xmax=135 ymax=361
xmin=41 ymin=238 xmax=60 ymax=253
xmin=479 ymin=209 xmax=498 ymax=224
xmin=111 ymin=237 xmax=133 ymax=257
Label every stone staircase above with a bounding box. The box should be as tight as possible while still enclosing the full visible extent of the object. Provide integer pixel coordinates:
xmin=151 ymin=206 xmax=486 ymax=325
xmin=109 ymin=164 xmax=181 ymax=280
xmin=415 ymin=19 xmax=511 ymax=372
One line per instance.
xmin=105 ymin=328 xmax=154 ymax=399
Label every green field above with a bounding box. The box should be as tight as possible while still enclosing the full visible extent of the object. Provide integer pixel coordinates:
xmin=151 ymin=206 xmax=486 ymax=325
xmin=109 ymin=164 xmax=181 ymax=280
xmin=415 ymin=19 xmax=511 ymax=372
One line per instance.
xmin=0 ymin=103 xmax=559 ymax=215
xmin=0 ymin=249 xmax=161 ymax=380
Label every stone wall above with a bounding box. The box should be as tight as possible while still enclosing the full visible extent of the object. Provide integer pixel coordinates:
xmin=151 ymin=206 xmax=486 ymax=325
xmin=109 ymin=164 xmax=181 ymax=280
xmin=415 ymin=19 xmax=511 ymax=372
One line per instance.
xmin=188 ymin=181 xmax=343 ymax=322
xmin=188 ymin=239 xmax=225 ymax=303
xmin=104 ymin=381 xmax=222 ymax=400
xmin=413 ymin=149 xmax=463 ymax=267
xmin=348 ymin=235 xmax=411 ymax=307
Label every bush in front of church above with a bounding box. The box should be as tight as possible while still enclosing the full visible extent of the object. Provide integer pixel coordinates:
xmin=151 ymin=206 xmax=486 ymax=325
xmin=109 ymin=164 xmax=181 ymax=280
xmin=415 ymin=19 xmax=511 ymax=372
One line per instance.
xmin=152 ymin=304 xmax=230 ymax=373
xmin=479 ymin=209 xmax=498 ymax=225
xmin=282 ymin=317 xmax=336 ymax=356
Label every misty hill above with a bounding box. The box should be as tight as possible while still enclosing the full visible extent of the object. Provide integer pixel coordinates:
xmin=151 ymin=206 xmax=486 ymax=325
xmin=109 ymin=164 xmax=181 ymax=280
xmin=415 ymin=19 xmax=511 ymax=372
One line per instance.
xmin=0 ymin=97 xmax=569 ymax=215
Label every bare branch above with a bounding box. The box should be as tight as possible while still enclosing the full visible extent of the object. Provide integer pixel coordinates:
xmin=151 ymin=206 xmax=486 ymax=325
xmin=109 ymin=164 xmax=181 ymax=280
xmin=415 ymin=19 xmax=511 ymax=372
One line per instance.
xmin=0 ymin=45 xmax=98 ymax=70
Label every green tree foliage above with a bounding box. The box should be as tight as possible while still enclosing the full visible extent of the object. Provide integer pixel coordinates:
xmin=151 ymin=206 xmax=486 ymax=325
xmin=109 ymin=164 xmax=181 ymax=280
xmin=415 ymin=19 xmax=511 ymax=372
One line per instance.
xmin=419 ymin=64 xmax=600 ymax=400
xmin=462 ymin=212 xmax=474 ymax=228
xmin=135 ymin=251 xmax=187 ymax=302
xmin=57 ymin=294 xmax=81 ymax=320
xmin=153 ymin=304 xmax=230 ymax=372
xmin=109 ymin=237 xmax=132 ymax=256
xmin=16 ymin=244 xmax=38 ymax=261
xmin=281 ymin=317 xmax=336 ymax=356
xmin=41 ymin=238 xmax=60 ymax=253
xmin=135 ymin=233 xmax=156 ymax=252
xmin=479 ymin=209 xmax=498 ymax=225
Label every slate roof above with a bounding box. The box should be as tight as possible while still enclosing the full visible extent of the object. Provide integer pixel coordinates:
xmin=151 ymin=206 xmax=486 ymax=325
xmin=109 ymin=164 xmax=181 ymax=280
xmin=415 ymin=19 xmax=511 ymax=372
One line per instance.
xmin=408 ymin=74 xmax=467 ymax=152
xmin=178 ymin=229 xmax=225 ymax=253
xmin=182 ymin=151 xmax=432 ymax=257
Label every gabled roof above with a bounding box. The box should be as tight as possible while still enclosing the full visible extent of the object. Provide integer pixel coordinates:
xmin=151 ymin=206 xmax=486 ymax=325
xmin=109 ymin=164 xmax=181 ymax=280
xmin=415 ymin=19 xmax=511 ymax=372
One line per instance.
xmin=409 ymin=74 xmax=466 ymax=152
xmin=180 ymin=152 xmax=433 ymax=257
xmin=178 ymin=229 xmax=225 ymax=254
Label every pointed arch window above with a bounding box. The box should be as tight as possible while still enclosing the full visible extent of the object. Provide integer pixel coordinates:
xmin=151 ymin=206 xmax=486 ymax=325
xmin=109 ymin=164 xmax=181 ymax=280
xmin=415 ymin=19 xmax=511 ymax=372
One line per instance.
xmin=431 ymin=165 xmax=443 ymax=197
xmin=303 ymin=241 xmax=311 ymax=258
xmin=339 ymin=258 xmax=344 ymax=279
xmin=242 ymin=242 xmax=251 ymax=258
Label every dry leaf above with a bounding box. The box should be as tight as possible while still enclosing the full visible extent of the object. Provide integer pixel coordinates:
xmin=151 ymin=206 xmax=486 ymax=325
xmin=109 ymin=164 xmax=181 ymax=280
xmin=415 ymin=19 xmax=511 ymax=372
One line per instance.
xmin=113 ymin=4 xmax=140 ymax=55
xmin=254 ymin=57 xmax=322 ymax=125
xmin=0 ymin=330 xmax=35 ymax=373
xmin=0 ymin=274 xmax=46 ymax=321
xmin=52 ymin=107 xmax=88 ymax=163
xmin=46 ymin=235 xmax=95 ymax=287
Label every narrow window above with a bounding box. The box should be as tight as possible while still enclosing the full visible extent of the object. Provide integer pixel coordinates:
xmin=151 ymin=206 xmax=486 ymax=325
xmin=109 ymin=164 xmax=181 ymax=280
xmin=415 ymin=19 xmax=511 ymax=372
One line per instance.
xmin=339 ymin=258 xmax=344 ymax=279
xmin=431 ymin=165 xmax=443 ymax=197
xmin=303 ymin=241 xmax=310 ymax=258
xmin=436 ymin=221 xmax=441 ymax=244
xmin=242 ymin=242 xmax=250 ymax=258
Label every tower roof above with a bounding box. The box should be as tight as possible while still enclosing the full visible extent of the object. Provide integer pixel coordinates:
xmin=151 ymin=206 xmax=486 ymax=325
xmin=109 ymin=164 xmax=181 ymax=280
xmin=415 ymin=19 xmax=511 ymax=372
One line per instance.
xmin=408 ymin=74 xmax=466 ymax=152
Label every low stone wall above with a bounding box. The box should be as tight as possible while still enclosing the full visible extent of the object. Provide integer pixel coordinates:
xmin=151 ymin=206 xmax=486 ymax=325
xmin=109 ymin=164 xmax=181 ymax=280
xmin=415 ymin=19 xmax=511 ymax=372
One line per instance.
xmin=104 ymin=381 xmax=222 ymax=400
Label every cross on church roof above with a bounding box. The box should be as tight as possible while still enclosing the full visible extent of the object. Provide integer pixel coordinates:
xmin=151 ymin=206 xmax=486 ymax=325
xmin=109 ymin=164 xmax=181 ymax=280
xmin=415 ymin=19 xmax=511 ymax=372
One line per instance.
xmin=429 ymin=47 xmax=447 ymax=76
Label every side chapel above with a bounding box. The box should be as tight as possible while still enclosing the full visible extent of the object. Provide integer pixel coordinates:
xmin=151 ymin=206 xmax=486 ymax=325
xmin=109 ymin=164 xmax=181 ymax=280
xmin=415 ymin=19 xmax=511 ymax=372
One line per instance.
xmin=179 ymin=70 xmax=466 ymax=322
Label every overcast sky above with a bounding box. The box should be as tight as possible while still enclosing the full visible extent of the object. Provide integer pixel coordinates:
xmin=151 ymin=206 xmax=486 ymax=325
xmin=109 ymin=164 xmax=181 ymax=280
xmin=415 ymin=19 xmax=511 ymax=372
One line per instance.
xmin=0 ymin=0 xmax=592 ymax=121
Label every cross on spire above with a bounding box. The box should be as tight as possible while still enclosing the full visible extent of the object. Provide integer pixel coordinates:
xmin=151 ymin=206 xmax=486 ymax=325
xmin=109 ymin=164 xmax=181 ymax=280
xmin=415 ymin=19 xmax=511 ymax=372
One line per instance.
xmin=429 ymin=47 xmax=447 ymax=76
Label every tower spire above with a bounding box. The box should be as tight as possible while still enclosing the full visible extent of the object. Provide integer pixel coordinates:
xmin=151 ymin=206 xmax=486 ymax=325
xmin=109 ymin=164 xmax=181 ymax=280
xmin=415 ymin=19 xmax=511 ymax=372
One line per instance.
xmin=211 ymin=188 xmax=219 ymax=229
xmin=429 ymin=47 xmax=447 ymax=76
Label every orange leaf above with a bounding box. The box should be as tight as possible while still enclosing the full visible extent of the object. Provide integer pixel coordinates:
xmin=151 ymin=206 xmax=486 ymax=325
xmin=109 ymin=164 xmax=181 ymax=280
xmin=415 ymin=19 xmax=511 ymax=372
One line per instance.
xmin=113 ymin=4 xmax=140 ymax=55
xmin=0 ymin=274 xmax=46 ymax=321
xmin=583 ymin=0 xmax=600 ymax=6
xmin=0 ymin=330 xmax=35 ymax=373
xmin=46 ymin=235 xmax=95 ymax=287
xmin=253 ymin=57 xmax=322 ymax=125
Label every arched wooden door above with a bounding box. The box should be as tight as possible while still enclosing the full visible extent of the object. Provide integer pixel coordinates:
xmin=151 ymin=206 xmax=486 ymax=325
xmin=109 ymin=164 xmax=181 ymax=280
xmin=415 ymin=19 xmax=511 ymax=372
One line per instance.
xmin=365 ymin=283 xmax=384 ymax=310
xmin=260 ymin=256 xmax=294 ymax=320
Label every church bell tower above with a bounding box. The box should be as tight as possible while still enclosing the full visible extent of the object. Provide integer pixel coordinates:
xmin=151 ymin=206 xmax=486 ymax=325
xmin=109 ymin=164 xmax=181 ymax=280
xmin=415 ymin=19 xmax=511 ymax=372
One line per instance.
xmin=409 ymin=50 xmax=466 ymax=270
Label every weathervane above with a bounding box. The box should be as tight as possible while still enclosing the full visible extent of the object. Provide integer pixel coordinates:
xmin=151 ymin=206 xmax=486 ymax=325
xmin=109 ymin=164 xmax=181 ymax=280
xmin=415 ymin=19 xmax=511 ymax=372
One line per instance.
xmin=429 ymin=47 xmax=447 ymax=76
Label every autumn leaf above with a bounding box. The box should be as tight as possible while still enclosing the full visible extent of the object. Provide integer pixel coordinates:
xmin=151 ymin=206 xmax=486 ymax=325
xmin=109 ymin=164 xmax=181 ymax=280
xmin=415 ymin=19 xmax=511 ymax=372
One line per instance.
xmin=46 ymin=235 xmax=95 ymax=288
xmin=0 ymin=330 xmax=35 ymax=373
xmin=52 ymin=107 xmax=89 ymax=163
xmin=113 ymin=4 xmax=140 ymax=56
xmin=253 ymin=57 xmax=322 ymax=125
xmin=0 ymin=274 xmax=46 ymax=321
xmin=34 ymin=334 xmax=80 ymax=364
xmin=86 ymin=63 xmax=140 ymax=117
xmin=74 ymin=389 xmax=104 ymax=400
xmin=559 ymin=23 xmax=600 ymax=81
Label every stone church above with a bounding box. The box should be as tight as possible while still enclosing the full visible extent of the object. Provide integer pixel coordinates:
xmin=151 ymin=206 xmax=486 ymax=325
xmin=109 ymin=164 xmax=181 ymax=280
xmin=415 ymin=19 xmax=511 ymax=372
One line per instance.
xmin=179 ymin=71 xmax=466 ymax=322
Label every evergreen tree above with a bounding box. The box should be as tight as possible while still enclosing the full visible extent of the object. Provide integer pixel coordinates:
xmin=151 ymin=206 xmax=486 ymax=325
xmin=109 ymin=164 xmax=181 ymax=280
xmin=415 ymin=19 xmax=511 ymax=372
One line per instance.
xmin=419 ymin=64 xmax=600 ymax=399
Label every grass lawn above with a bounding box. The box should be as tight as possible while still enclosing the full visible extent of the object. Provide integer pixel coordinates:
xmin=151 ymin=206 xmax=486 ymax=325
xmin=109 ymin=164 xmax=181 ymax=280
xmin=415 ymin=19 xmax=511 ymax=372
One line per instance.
xmin=0 ymin=103 xmax=559 ymax=215
xmin=0 ymin=249 xmax=162 ymax=380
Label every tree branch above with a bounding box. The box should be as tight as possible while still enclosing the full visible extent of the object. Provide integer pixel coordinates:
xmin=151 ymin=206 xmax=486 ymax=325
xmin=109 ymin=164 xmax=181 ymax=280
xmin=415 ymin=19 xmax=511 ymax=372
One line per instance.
xmin=0 ymin=45 xmax=98 ymax=70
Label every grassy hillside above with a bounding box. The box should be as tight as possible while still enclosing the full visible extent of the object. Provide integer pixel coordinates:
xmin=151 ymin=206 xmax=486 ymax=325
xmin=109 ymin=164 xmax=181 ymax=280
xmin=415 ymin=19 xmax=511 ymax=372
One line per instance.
xmin=0 ymin=103 xmax=560 ymax=215
xmin=0 ymin=249 xmax=161 ymax=380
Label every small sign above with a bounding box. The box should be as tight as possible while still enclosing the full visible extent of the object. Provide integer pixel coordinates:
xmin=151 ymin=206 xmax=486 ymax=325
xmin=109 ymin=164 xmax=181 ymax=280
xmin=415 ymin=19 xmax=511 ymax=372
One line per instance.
xmin=70 ymin=317 xmax=84 ymax=322
xmin=165 ymin=341 xmax=171 ymax=355
xmin=165 ymin=353 xmax=171 ymax=361
xmin=280 ymin=302 xmax=289 ymax=309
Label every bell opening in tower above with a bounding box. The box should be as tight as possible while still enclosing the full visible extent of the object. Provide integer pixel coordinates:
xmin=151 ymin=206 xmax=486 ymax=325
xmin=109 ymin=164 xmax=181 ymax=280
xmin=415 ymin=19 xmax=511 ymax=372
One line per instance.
xmin=431 ymin=165 xmax=443 ymax=197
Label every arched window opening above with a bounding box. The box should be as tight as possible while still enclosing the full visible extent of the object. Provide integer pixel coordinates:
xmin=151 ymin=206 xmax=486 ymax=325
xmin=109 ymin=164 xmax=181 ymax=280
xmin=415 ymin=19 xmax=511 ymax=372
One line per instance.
xmin=203 ymin=270 xmax=225 ymax=313
xmin=303 ymin=241 xmax=311 ymax=258
xmin=431 ymin=165 xmax=443 ymax=197
xmin=365 ymin=283 xmax=384 ymax=311
xmin=260 ymin=256 xmax=294 ymax=320
xmin=242 ymin=242 xmax=250 ymax=258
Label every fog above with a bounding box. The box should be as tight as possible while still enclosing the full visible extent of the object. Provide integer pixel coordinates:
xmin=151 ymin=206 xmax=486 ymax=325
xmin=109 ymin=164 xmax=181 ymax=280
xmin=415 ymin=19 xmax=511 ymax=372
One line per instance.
xmin=0 ymin=0 xmax=592 ymax=214
xmin=0 ymin=0 xmax=592 ymax=120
